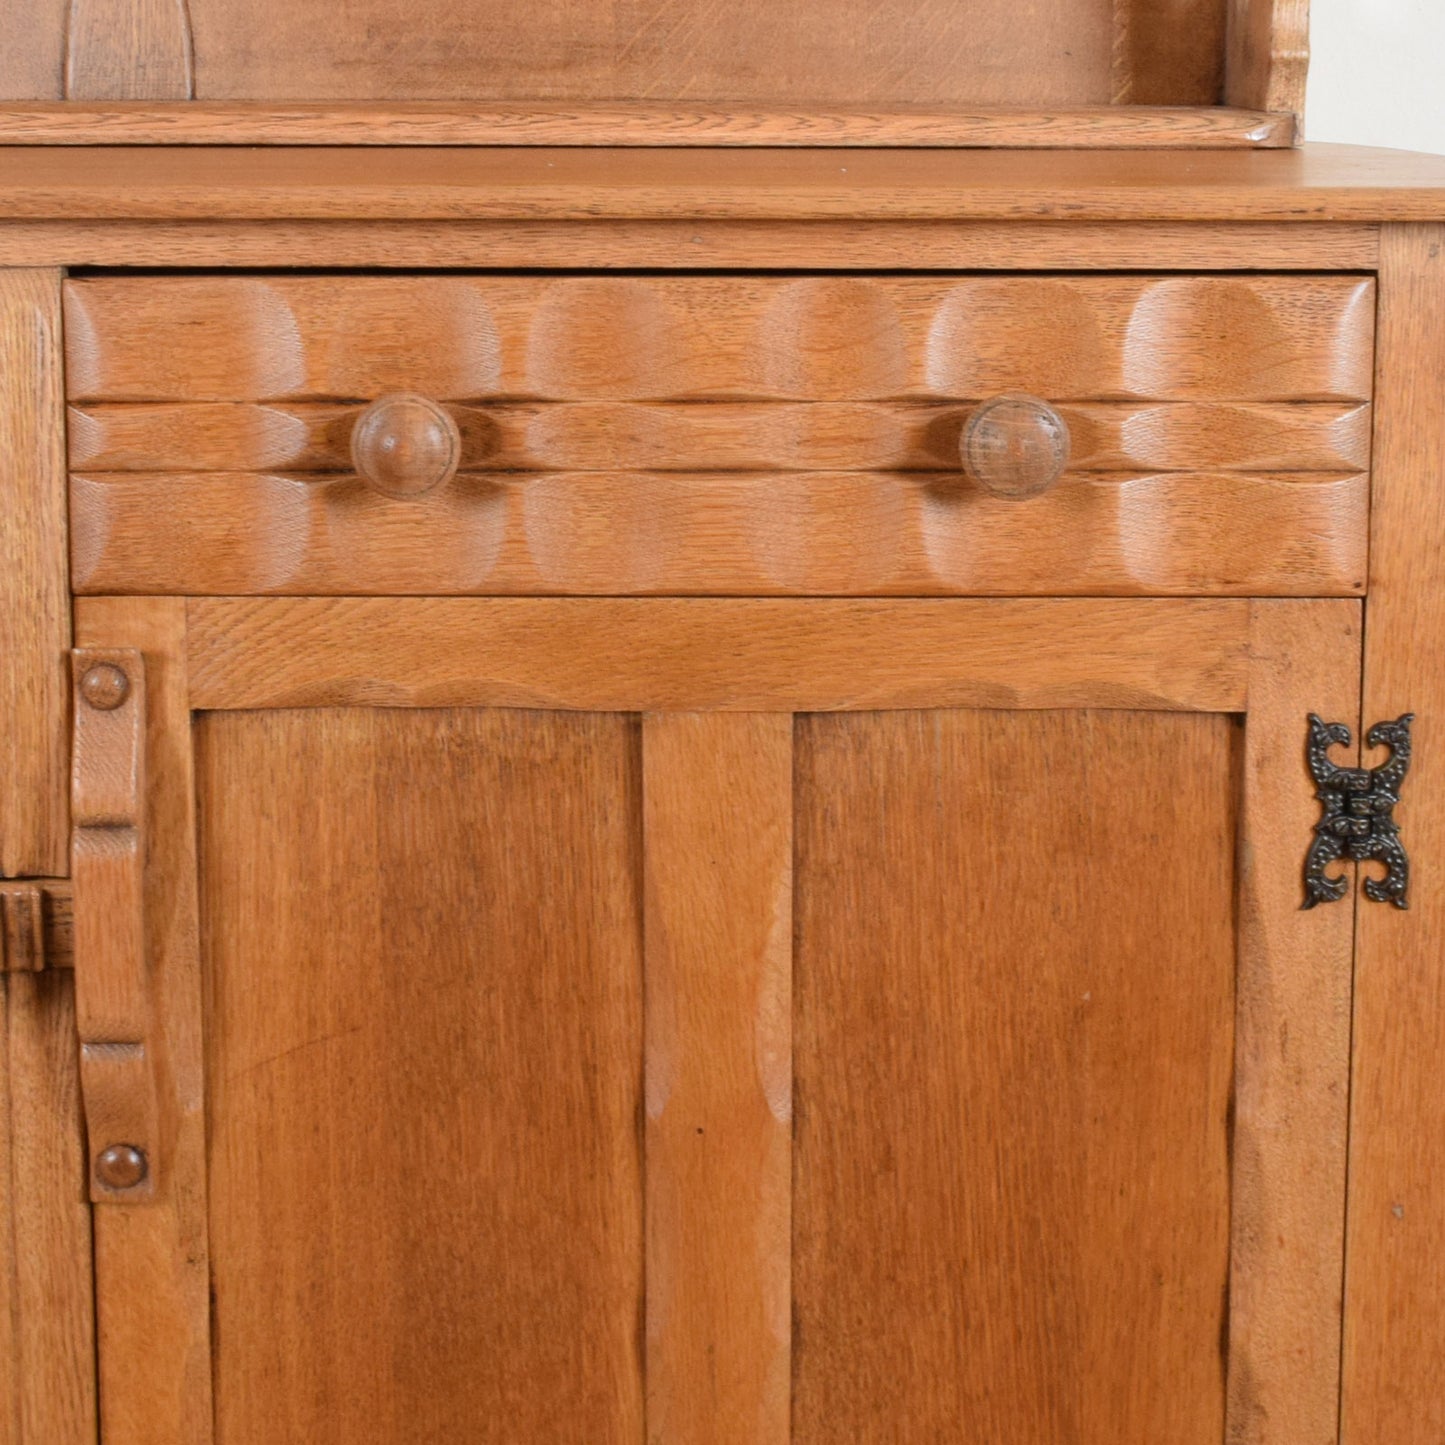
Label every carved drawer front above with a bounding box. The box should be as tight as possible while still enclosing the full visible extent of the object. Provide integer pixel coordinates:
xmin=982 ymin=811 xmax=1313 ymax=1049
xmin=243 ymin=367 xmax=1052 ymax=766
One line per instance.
xmin=65 ymin=273 xmax=1374 ymax=596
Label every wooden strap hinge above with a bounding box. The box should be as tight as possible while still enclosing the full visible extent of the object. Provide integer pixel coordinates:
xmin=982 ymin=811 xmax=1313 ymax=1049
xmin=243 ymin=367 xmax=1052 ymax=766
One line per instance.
xmin=0 ymin=879 xmax=73 ymax=971
xmin=71 ymin=648 xmax=161 ymax=1203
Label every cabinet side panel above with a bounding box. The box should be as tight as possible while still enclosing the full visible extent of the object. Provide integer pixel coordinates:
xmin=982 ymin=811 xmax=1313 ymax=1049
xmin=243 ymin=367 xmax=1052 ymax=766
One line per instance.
xmin=1225 ymin=0 xmax=1310 ymax=117
xmin=197 ymin=707 xmax=645 ymax=1445
xmin=1344 ymin=223 xmax=1445 ymax=1445
xmin=793 ymin=709 xmax=1236 ymax=1443
xmin=0 ymin=270 xmax=68 ymax=877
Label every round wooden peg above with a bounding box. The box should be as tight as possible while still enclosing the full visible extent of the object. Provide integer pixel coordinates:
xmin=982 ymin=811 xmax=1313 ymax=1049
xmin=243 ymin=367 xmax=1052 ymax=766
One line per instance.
xmin=79 ymin=662 xmax=131 ymax=711
xmin=961 ymin=393 xmax=1071 ymax=500
xmin=350 ymin=393 xmax=462 ymax=499
xmin=95 ymin=1144 xmax=148 ymax=1191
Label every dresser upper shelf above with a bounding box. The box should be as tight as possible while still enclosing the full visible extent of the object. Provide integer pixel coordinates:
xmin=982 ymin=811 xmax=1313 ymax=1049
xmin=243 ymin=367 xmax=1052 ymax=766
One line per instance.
xmin=1 ymin=0 xmax=1308 ymax=147
xmin=0 ymin=103 xmax=1297 ymax=151
xmin=3 ymin=144 xmax=1445 ymax=224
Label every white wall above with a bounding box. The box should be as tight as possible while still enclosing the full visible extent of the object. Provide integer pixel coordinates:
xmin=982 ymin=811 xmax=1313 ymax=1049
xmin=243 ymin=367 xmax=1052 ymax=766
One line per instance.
xmin=1307 ymin=0 xmax=1445 ymax=153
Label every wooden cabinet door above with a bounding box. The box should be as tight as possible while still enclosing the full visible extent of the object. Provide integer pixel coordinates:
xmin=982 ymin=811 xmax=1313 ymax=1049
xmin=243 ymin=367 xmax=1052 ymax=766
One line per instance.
xmin=71 ymin=595 xmax=1360 ymax=1445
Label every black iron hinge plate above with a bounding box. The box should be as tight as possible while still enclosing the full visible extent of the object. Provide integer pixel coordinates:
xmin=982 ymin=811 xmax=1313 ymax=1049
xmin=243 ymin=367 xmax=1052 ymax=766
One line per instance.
xmin=1304 ymin=713 xmax=1414 ymax=910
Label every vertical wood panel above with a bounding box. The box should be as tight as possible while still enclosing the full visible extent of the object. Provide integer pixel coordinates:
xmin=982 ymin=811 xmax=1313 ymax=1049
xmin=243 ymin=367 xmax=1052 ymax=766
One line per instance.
xmin=1225 ymin=0 xmax=1309 ymax=117
xmin=1344 ymin=224 xmax=1445 ymax=1445
xmin=794 ymin=708 xmax=1238 ymax=1443
xmin=65 ymin=0 xmax=194 ymax=99
xmin=0 ymin=972 xmax=96 ymax=1445
xmin=643 ymin=712 xmax=791 ymax=1445
xmin=0 ymin=270 xmax=68 ymax=878
xmin=0 ymin=2 xmax=67 ymax=99
xmin=74 ymin=597 xmax=212 ymax=1445
xmin=1229 ymin=598 xmax=1359 ymax=1444
xmin=1115 ymin=0 xmax=1227 ymax=105
xmin=198 ymin=706 xmax=644 ymax=1445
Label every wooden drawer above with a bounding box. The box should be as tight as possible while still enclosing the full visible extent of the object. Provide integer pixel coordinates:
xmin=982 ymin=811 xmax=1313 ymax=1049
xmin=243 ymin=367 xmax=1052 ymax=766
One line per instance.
xmin=65 ymin=273 xmax=1375 ymax=596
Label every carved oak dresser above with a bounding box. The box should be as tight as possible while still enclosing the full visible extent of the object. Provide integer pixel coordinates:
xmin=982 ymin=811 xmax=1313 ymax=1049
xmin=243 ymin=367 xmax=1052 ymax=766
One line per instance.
xmin=3 ymin=2 xmax=1445 ymax=1443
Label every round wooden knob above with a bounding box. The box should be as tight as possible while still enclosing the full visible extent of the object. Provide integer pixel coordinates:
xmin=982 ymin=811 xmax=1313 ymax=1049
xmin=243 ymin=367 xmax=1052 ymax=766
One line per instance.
xmin=79 ymin=662 xmax=130 ymax=711
xmin=350 ymin=393 xmax=461 ymax=499
xmin=94 ymin=1144 xmax=148 ymax=1191
xmin=961 ymin=394 xmax=1071 ymax=500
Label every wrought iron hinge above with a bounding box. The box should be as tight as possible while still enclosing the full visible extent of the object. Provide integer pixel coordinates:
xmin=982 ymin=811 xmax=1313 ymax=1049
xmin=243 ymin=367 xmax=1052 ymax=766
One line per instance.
xmin=1304 ymin=713 xmax=1414 ymax=910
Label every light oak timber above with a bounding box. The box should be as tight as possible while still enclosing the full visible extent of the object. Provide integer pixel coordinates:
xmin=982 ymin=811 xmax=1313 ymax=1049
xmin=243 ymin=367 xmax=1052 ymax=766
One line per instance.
xmin=0 ymin=220 xmax=1383 ymax=270
xmin=64 ymin=0 xmax=194 ymax=102
xmin=7 ymin=144 xmax=1445 ymax=222
xmin=181 ymin=0 xmax=1223 ymax=110
xmin=197 ymin=706 xmax=645 ymax=1444
xmin=73 ymin=598 xmax=213 ymax=1445
xmin=68 ymin=401 xmax=1372 ymax=475
xmin=788 ymin=599 xmax=1356 ymax=1444
xmin=1344 ymin=224 xmax=1445 ymax=1445
xmin=0 ymin=102 xmax=1294 ymax=148
xmin=4 ymin=0 xmax=1306 ymax=117
xmin=63 ymin=273 xmax=1375 ymax=406
xmin=0 ymin=270 xmax=68 ymax=878
xmin=643 ymin=713 xmax=791 ymax=1444
xmin=0 ymin=2 xmax=68 ymax=101
xmin=793 ymin=707 xmax=1238 ymax=1441
xmin=183 ymin=597 xmax=1253 ymax=714
xmin=0 ymin=880 xmax=73 ymax=972
xmin=70 ymin=650 xmax=147 ymax=1042
xmin=0 ymin=972 xmax=96 ymax=1445
xmin=0 ymin=1 xmax=1309 ymax=121
xmin=1115 ymin=0 xmax=1226 ymax=106
xmin=70 ymin=646 xmax=162 ymax=1206
xmin=1228 ymin=599 xmax=1359 ymax=1442
xmin=69 ymin=469 xmax=1368 ymax=599
xmin=1227 ymin=0 xmax=1310 ymax=119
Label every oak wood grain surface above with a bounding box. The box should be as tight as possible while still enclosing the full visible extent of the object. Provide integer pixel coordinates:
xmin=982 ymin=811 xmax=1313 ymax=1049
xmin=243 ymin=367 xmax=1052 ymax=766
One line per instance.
xmin=64 ymin=0 xmax=193 ymax=102
xmin=0 ymin=971 xmax=96 ymax=1445
xmin=1229 ymin=599 xmax=1360 ymax=1441
xmin=68 ymin=399 xmax=1373 ymax=474
xmin=197 ymin=706 xmax=645 ymax=1444
xmin=1118 ymin=0 xmax=1227 ymax=106
xmin=70 ymin=646 xmax=160 ymax=1205
xmin=0 ymin=220 xmax=1383 ymax=271
xmin=4 ymin=0 xmax=1309 ymax=127
xmin=643 ymin=713 xmax=791 ymax=1444
xmin=0 ymin=102 xmax=1293 ymax=148
xmin=63 ymin=274 xmax=1376 ymax=404
xmin=183 ymin=597 xmax=1254 ymax=714
xmin=74 ymin=598 xmax=213 ymax=1445
xmin=69 ymin=649 xmax=146 ymax=1041
xmin=69 ymin=468 xmax=1368 ymax=599
xmin=63 ymin=591 xmax=1357 ymax=1440
xmin=36 ymin=0 xmax=1224 ymax=108
xmin=793 ymin=708 xmax=1237 ymax=1441
xmin=0 ymin=880 xmax=73 ymax=972
xmin=1344 ymin=224 xmax=1445 ymax=1445
xmin=3 ymin=144 xmax=1445 ymax=222
xmin=61 ymin=272 xmax=1372 ymax=599
xmin=1226 ymin=0 xmax=1310 ymax=117
xmin=0 ymin=270 xmax=68 ymax=878
xmin=0 ymin=0 xmax=68 ymax=102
